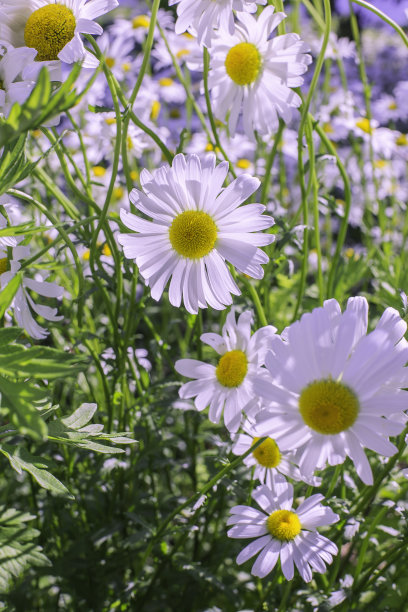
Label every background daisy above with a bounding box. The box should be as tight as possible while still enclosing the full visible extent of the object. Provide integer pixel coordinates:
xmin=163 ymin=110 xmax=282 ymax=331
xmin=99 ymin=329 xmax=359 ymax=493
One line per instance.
xmin=207 ymin=6 xmax=312 ymax=138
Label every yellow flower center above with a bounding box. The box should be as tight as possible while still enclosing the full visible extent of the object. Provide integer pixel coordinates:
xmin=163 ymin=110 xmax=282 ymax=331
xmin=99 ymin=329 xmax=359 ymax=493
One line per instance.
xmin=355 ymin=118 xmax=372 ymax=134
xmin=113 ymin=186 xmax=124 ymax=200
xmin=225 ymin=42 xmax=262 ymax=86
xmin=24 ymin=5 xmax=76 ymax=62
xmin=176 ymin=49 xmax=190 ymax=59
xmin=216 ymin=350 xmax=248 ymax=388
xmin=159 ymin=77 xmax=174 ymax=87
xmin=267 ymin=510 xmax=301 ymax=541
xmin=374 ymin=159 xmax=387 ymax=169
xmin=0 ymin=257 xmax=8 ymax=274
xmin=106 ymin=57 xmax=115 ymax=68
xmin=236 ymin=158 xmax=251 ymax=170
xmin=150 ymin=100 xmax=161 ymax=121
xmin=169 ymin=210 xmax=217 ymax=259
xmin=105 ymin=117 xmax=116 ymax=125
xmin=396 ymin=134 xmax=407 ymax=146
xmin=388 ymin=101 xmax=397 ymax=110
xmin=252 ymin=437 xmax=281 ymax=468
xmin=299 ymin=379 xmax=359 ymax=435
xmin=132 ymin=15 xmax=150 ymax=29
xmin=92 ymin=166 xmax=106 ymax=177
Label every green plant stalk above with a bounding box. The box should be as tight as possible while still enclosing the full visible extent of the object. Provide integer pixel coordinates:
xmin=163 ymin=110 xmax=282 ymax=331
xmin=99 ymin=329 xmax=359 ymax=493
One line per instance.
xmin=305 ymin=115 xmax=324 ymax=305
xmin=203 ymin=48 xmax=237 ymax=178
xmin=351 ymin=0 xmax=408 ymax=48
xmin=137 ymin=437 xmax=267 ymax=575
xmin=7 ymin=188 xmax=85 ymax=326
xmin=241 ymin=277 xmax=268 ymax=327
xmin=314 ymin=120 xmax=352 ymax=297
xmin=260 ymin=120 xmax=284 ymax=205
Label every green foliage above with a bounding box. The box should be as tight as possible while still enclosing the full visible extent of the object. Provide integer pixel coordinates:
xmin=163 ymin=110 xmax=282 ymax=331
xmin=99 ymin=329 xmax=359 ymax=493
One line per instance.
xmin=0 ymin=506 xmax=51 ymax=593
xmin=0 ymin=329 xmax=87 ymax=439
xmin=0 ymin=66 xmax=82 ymax=149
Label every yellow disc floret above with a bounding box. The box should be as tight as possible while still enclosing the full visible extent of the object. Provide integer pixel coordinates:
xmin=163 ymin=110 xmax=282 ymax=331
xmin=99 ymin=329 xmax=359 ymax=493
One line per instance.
xmin=299 ymin=379 xmax=359 ymax=435
xmin=169 ymin=210 xmax=217 ymax=259
xmin=252 ymin=437 xmax=281 ymax=468
xmin=24 ymin=5 xmax=76 ymax=62
xmin=216 ymin=350 xmax=248 ymax=388
xmin=267 ymin=509 xmax=301 ymax=541
xmin=225 ymin=42 xmax=262 ymax=86
xmin=132 ymin=15 xmax=150 ymax=29
xmin=0 ymin=257 xmax=8 ymax=274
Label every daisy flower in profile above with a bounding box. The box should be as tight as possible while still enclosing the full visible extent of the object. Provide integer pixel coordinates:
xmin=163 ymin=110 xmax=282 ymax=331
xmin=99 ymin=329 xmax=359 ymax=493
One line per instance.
xmin=232 ymin=420 xmax=321 ymax=487
xmin=0 ymin=0 xmax=119 ymax=69
xmin=118 ymin=153 xmax=275 ymax=314
xmin=0 ymin=244 xmax=63 ymax=339
xmin=175 ymin=309 xmax=276 ymax=432
xmin=208 ymin=6 xmax=312 ymax=138
xmin=227 ymin=481 xmax=338 ymax=581
xmin=169 ymin=0 xmax=266 ymax=47
xmin=254 ymin=297 xmax=408 ymax=485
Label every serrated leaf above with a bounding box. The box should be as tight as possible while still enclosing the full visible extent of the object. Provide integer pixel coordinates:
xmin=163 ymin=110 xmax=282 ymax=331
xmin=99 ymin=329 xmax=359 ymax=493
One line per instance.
xmin=0 ymin=445 xmax=73 ymax=498
xmin=0 ymin=328 xmax=22 ymax=345
xmin=0 ymin=346 xmax=87 ymax=379
xmin=0 ymin=376 xmax=48 ymax=440
xmin=61 ymin=403 xmax=97 ymax=429
xmin=0 ymin=272 xmax=22 ymax=319
xmin=0 ymin=505 xmax=51 ymax=593
xmin=77 ymin=440 xmax=125 ymax=454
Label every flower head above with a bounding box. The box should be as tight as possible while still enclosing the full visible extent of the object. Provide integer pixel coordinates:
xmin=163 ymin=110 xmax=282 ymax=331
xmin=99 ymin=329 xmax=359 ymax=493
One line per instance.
xmin=232 ymin=420 xmax=321 ymax=487
xmin=207 ymin=6 xmax=312 ymax=138
xmin=0 ymin=244 xmax=63 ymax=339
xmin=0 ymin=0 xmax=119 ymax=68
xmin=255 ymin=297 xmax=408 ymax=485
xmin=118 ymin=153 xmax=274 ymax=314
xmin=227 ymin=480 xmax=338 ymax=581
xmin=175 ymin=309 xmax=276 ymax=432
xmin=170 ymin=0 xmax=266 ymax=47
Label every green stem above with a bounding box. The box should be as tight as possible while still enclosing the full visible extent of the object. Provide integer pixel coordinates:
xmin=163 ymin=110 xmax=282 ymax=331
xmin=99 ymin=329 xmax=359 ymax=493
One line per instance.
xmin=137 ymin=437 xmax=267 ymax=574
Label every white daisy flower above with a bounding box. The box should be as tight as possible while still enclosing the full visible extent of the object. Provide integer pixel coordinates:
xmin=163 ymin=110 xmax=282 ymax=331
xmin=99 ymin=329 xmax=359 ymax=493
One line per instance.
xmin=227 ymin=481 xmax=338 ymax=581
xmin=118 ymin=153 xmax=275 ymax=314
xmin=0 ymin=43 xmax=46 ymax=117
xmin=0 ymin=244 xmax=63 ymax=340
xmin=175 ymin=309 xmax=276 ymax=432
xmin=207 ymin=6 xmax=312 ymax=139
xmin=254 ymin=297 xmax=408 ymax=485
xmin=232 ymin=420 xmax=321 ymax=487
xmin=0 ymin=0 xmax=119 ymax=69
xmin=169 ymin=0 xmax=266 ymax=47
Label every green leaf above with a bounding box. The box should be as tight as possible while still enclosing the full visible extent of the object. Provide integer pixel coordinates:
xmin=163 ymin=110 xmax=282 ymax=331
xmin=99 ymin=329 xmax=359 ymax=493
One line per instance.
xmin=0 ymin=346 xmax=88 ymax=379
xmin=0 ymin=63 xmax=82 ymax=149
xmin=61 ymin=403 xmax=97 ymax=429
xmin=0 ymin=445 xmax=73 ymax=498
xmin=0 ymin=376 xmax=48 ymax=440
xmin=0 ymin=272 xmax=22 ymax=319
xmin=46 ymin=403 xmax=136 ymax=453
xmin=0 ymin=505 xmax=51 ymax=593
xmin=0 ymin=328 xmax=23 ymax=345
